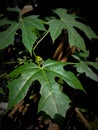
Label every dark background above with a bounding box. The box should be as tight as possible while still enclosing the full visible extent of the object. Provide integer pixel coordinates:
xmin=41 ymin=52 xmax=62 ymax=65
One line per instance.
xmin=0 ymin=0 xmax=98 ymax=34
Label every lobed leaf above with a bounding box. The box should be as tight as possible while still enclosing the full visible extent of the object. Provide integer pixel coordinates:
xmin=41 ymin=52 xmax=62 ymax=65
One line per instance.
xmin=7 ymin=59 xmax=84 ymax=118
xmin=47 ymin=8 xmax=98 ymax=52
xmin=0 ymin=15 xmax=46 ymax=55
xmin=74 ymin=61 xmax=98 ymax=82
xmin=0 ymin=18 xmax=19 ymax=50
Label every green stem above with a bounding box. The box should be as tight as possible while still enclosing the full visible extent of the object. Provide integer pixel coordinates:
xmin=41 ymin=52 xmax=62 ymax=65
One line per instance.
xmin=4 ymin=61 xmax=18 ymax=64
xmin=33 ymin=31 xmax=49 ymax=51
xmin=33 ymin=51 xmax=37 ymax=58
xmin=0 ymin=73 xmax=6 ymax=79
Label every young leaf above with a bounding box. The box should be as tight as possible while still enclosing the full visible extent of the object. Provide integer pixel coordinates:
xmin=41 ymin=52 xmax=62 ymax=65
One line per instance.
xmin=47 ymin=8 xmax=98 ymax=52
xmin=7 ymin=59 xmax=84 ymax=118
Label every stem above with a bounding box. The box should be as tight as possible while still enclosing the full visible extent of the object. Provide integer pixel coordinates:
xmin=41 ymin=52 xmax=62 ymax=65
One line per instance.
xmin=4 ymin=61 xmax=18 ymax=64
xmin=33 ymin=31 xmax=49 ymax=51
xmin=75 ymin=107 xmax=92 ymax=130
xmin=0 ymin=73 xmax=6 ymax=79
xmin=33 ymin=51 xmax=36 ymax=58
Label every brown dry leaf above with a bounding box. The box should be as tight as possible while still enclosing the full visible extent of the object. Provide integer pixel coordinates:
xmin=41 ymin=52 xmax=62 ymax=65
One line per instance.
xmin=21 ymin=5 xmax=33 ymax=15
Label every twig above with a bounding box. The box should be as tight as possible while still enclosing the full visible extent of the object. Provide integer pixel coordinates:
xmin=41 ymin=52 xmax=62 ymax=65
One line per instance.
xmin=75 ymin=107 xmax=92 ymax=130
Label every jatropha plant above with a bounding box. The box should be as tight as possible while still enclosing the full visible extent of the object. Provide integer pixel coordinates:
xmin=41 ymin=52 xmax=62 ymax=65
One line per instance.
xmin=0 ymin=6 xmax=98 ymax=121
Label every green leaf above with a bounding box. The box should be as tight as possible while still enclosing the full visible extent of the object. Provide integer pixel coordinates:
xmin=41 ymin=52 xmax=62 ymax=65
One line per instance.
xmin=0 ymin=15 xmax=46 ymax=54
xmin=0 ymin=87 xmax=5 ymax=95
xmin=0 ymin=18 xmax=19 ymax=49
xmin=47 ymin=19 xmax=65 ymax=42
xmin=72 ymin=51 xmax=90 ymax=61
xmin=7 ymin=59 xmax=84 ymax=118
xmin=87 ymin=61 xmax=98 ymax=70
xmin=47 ymin=8 xmax=98 ymax=52
xmin=74 ymin=61 xmax=98 ymax=82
